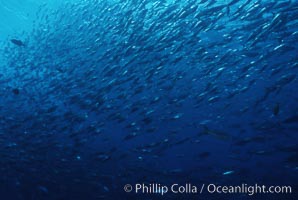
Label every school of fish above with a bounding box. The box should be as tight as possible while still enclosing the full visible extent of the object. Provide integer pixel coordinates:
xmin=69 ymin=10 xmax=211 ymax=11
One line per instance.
xmin=0 ymin=0 xmax=297 ymax=199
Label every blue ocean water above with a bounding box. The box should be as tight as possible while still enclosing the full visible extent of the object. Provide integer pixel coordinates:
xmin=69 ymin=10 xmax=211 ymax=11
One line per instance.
xmin=0 ymin=0 xmax=297 ymax=199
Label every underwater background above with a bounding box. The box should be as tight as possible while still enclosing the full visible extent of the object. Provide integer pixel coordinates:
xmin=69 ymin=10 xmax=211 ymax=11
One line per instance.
xmin=0 ymin=0 xmax=297 ymax=199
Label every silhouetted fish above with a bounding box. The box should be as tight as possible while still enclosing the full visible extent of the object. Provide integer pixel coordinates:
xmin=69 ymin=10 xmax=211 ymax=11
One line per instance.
xmin=273 ymin=103 xmax=280 ymax=116
xmin=12 ymin=88 xmax=20 ymax=95
xmin=283 ymin=115 xmax=298 ymax=124
xmin=10 ymin=39 xmax=25 ymax=46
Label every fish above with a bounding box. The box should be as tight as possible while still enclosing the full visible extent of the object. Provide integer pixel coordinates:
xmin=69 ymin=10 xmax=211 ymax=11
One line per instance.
xmin=12 ymin=88 xmax=20 ymax=95
xmin=285 ymin=154 xmax=298 ymax=164
xmin=222 ymin=170 xmax=234 ymax=175
xmin=198 ymin=152 xmax=210 ymax=158
xmin=228 ymin=0 xmax=241 ymax=6
xmin=10 ymin=39 xmax=25 ymax=46
xmin=283 ymin=115 xmax=298 ymax=124
xmin=273 ymin=103 xmax=280 ymax=116
xmin=37 ymin=186 xmax=49 ymax=194
xmin=0 ymin=0 xmax=296 ymax=199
